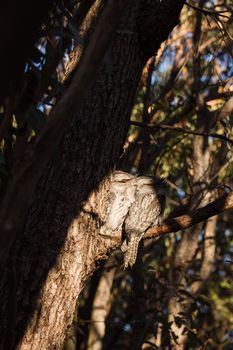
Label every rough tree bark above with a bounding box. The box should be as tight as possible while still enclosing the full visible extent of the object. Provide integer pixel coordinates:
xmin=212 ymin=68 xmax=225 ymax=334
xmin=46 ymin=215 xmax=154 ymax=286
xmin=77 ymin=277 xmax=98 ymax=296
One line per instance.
xmin=86 ymin=258 xmax=117 ymax=350
xmin=0 ymin=1 xmax=185 ymax=349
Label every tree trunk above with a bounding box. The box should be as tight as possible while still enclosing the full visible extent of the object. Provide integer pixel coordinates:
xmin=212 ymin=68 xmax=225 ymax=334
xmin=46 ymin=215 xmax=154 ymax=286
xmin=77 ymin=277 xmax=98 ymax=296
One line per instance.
xmin=87 ymin=259 xmax=116 ymax=350
xmin=0 ymin=1 xmax=185 ymax=349
xmin=167 ymin=4 xmax=219 ymax=346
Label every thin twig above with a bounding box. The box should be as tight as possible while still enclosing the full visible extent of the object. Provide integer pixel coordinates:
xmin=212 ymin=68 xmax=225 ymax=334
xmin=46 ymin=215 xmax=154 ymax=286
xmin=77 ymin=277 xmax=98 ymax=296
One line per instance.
xmin=185 ymin=2 xmax=233 ymax=21
xmin=130 ymin=120 xmax=233 ymax=145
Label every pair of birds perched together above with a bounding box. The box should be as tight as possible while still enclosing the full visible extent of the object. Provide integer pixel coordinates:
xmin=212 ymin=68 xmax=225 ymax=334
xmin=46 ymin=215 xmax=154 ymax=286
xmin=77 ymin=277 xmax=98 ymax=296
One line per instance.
xmin=86 ymin=171 xmax=166 ymax=268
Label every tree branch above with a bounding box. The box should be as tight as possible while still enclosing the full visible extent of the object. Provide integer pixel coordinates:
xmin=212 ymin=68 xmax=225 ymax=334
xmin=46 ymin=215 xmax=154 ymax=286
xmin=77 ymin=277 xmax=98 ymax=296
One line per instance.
xmin=144 ymin=191 xmax=233 ymax=239
xmin=101 ymin=192 xmax=233 ymax=251
xmin=131 ymin=120 xmax=233 ymax=145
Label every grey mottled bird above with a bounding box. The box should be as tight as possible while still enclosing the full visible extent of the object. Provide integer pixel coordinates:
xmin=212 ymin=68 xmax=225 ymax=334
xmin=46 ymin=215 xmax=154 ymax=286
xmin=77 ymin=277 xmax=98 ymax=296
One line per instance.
xmin=96 ymin=171 xmax=166 ymax=268
xmin=99 ymin=171 xmax=136 ymax=236
xmin=121 ymin=176 xmax=166 ymax=268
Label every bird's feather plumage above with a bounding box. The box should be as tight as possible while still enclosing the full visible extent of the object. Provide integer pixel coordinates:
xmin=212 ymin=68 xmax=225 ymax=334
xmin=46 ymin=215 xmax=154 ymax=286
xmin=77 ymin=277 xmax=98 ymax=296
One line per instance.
xmin=85 ymin=171 xmax=166 ymax=267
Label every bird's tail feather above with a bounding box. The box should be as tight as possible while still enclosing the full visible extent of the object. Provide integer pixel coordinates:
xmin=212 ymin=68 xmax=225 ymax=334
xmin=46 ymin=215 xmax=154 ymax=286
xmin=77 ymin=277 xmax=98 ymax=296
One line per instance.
xmin=121 ymin=237 xmax=141 ymax=268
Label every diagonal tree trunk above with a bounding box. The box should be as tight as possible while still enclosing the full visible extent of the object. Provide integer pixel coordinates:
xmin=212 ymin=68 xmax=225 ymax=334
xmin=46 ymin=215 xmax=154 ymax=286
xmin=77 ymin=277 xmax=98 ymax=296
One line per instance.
xmin=0 ymin=1 xmax=185 ymax=349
